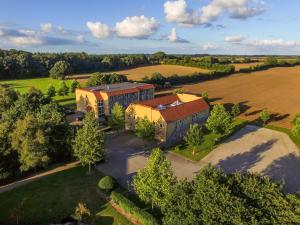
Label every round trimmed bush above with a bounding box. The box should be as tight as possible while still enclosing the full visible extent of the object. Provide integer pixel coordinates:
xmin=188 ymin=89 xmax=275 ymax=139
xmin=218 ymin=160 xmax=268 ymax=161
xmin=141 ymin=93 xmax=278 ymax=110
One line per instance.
xmin=98 ymin=176 xmax=114 ymax=191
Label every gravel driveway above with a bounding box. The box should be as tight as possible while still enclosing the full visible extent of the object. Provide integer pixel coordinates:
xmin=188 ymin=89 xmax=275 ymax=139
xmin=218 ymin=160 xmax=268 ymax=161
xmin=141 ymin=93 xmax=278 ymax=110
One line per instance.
xmin=96 ymin=126 xmax=300 ymax=193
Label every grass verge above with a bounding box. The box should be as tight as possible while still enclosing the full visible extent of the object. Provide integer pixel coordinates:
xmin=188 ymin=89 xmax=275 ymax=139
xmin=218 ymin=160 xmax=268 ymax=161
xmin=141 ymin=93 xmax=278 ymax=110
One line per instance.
xmin=171 ymin=118 xmax=248 ymax=161
xmin=0 ymin=165 xmax=132 ymax=225
xmin=0 ymin=77 xmax=77 ymax=107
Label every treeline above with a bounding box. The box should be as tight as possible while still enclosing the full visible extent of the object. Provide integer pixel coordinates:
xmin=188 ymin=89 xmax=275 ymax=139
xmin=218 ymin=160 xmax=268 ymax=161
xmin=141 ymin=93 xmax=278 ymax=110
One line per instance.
xmin=162 ymin=55 xmax=235 ymax=72
xmin=142 ymin=68 xmax=234 ymax=87
xmin=240 ymin=57 xmax=300 ymax=73
xmin=0 ymin=87 xmax=72 ymax=184
xmin=0 ymin=49 xmax=153 ymax=80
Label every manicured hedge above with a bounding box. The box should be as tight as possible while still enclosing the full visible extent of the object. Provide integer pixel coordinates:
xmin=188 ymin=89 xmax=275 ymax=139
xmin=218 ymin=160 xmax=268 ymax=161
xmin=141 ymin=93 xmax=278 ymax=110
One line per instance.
xmin=111 ymin=191 xmax=158 ymax=225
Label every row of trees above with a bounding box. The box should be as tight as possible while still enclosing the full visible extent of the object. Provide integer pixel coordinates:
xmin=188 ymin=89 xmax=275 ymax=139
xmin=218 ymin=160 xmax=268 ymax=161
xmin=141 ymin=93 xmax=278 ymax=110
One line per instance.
xmin=47 ymin=80 xmax=80 ymax=97
xmin=0 ymin=87 xmax=72 ymax=183
xmin=0 ymin=49 xmax=153 ymax=80
xmin=133 ymin=148 xmax=300 ymax=225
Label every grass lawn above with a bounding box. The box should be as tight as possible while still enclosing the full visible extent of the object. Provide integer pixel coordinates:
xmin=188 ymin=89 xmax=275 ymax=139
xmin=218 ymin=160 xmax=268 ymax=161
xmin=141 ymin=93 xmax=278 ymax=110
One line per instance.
xmin=0 ymin=166 xmax=132 ymax=225
xmin=0 ymin=77 xmax=77 ymax=107
xmin=172 ymin=118 xmax=248 ymax=161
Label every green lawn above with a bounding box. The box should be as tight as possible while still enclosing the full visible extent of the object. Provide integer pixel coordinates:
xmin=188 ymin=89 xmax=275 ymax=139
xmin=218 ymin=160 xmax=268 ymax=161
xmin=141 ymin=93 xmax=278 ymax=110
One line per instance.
xmin=0 ymin=166 xmax=132 ymax=225
xmin=0 ymin=77 xmax=77 ymax=107
xmin=172 ymin=118 xmax=248 ymax=161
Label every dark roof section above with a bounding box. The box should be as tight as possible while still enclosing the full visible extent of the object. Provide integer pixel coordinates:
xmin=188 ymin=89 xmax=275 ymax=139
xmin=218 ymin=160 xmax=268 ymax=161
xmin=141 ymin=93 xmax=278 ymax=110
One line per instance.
xmin=137 ymin=95 xmax=180 ymax=107
xmin=84 ymin=82 xmax=154 ymax=93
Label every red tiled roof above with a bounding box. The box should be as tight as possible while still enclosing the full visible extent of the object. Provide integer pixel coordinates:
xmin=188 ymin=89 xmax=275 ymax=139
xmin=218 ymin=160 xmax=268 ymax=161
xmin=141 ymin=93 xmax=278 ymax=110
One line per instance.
xmin=103 ymin=88 xmax=139 ymax=97
xmin=159 ymin=98 xmax=209 ymax=122
xmin=137 ymin=84 xmax=155 ymax=90
xmin=138 ymin=95 xmax=180 ymax=107
xmin=93 ymin=92 xmax=103 ymax=100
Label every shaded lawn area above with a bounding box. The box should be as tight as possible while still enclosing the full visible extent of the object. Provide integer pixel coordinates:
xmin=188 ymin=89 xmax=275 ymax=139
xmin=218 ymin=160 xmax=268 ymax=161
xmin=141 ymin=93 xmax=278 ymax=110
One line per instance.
xmin=0 ymin=77 xmax=77 ymax=107
xmin=0 ymin=166 xmax=132 ymax=225
xmin=172 ymin=118 xmax=248 ymax=161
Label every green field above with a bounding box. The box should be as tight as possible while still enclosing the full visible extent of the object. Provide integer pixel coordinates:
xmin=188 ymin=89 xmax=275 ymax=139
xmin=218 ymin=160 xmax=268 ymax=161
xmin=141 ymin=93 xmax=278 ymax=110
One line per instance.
xmin=0 ymin=77 xmax=77 ymax=107
xmin=0 ymin=166 xmax=132 ymax=225
xmin=172 ymin=118 xmax=248 ymax=161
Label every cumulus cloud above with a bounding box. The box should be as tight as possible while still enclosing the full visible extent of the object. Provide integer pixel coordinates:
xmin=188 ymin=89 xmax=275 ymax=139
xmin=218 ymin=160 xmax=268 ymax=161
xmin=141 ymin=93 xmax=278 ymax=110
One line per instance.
xmin=247 ymin=39 xmax=300 ymax=47
xmin=202 ymin=43 xmax=217 ymax=51
xmin=86 ymin=21 xmax=111 ymax=38
xmin=0 ymin=26 xmax=86 ymax=47
xmin=164 ymin=0 xmax=265 ymax=26
xmin=224 ymin=35 xmax=245 ymax=42
xmin=115 ymin=15 xmax=159 ymax=39
xmin=40 ymin=23 xmax=52 ymax=33
xmin=167 ymin=28 xmax=189 ymax=43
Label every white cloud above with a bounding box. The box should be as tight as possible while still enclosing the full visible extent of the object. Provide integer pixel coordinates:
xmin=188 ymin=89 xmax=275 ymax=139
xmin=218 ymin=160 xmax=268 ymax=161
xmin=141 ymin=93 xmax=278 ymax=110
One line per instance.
xmin=86 ymin=21 xmax=111 ymax=38
xmin=57 ymin=25 xmax=68 ymax=35
xmin=76 ymin=34 xmax=85 ymax=43
xmin=164 ymin=0 xmax=265 ymax=26
xmin=167 ymin=28 xmax=189 ymax=43
xmin=202 ymin=43 xmax=217 ymax=51
xmin=224 ymin=35 xmax=245 ymax=42
xmin=40 ymin=23 xmax=52 ymax=33
xmin=9 ymin=36 xmax=44 ymax=46
xmin=115 ymin=15 xmax=159 ymax=39
xmin=248 ymin=39 xmax=300 ymax=47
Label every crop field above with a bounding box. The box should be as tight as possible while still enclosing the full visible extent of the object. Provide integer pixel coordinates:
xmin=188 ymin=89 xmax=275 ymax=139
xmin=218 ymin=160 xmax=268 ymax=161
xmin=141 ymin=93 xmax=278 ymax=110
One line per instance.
xmin=0 ymin=78 xmax=76 ymax=107
xmin=232 ymin=62 xmax=264 ymax=71
xmin=69 ymin=64 xmax=210 ymax=82
xmin=169 ymin=66 xmax=300 ymax=128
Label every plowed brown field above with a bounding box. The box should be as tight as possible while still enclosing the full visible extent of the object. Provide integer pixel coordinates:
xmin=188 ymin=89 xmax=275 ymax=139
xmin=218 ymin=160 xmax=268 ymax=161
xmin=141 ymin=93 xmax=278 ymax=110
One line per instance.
xmin=171 ymin=66 xmax=300 ymax=128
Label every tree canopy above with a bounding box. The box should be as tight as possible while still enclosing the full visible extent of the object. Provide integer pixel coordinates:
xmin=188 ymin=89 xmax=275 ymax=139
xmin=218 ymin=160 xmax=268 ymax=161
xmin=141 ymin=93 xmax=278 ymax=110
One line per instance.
xmin=206 ymin=104 xmax=233 ymax=134
xmin=49 ymin=60 xmax=73 ymax=79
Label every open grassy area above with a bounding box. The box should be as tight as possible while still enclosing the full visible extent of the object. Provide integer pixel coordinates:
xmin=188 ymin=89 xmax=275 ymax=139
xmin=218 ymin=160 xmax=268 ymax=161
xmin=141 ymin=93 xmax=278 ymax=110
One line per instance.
xmin=0 ymin=77 xmax=77 ymax=107
xmin=172 ymin=118 xmax=248 ymax=161
xmin=0 ymin=166 xmax=132 ymax=225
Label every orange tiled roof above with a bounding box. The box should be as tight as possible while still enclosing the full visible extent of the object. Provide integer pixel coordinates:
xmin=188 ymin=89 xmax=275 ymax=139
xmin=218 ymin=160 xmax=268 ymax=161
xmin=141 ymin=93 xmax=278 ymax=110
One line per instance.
xmin=93 ymin=92 xmax=103 ymax=100
xmin=159 ymin=98 xmax=209 ymax=122
xmin=138 ymin=95 xmax=180 ymax=107
xmin=103 ymin=88 xmax=139 ymax=97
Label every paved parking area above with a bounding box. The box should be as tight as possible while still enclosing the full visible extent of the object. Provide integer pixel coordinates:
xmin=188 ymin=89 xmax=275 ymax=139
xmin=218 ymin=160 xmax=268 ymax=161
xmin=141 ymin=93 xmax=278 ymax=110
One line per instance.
xmin=96 ymin=127 xmax=300 ymax=193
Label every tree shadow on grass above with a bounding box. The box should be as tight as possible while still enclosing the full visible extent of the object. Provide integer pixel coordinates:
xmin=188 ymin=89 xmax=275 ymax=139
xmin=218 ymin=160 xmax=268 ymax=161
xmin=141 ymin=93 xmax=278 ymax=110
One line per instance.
xmin=216 ymin=139 xmax=278 ymax=173
xmin=262 ymin=153 xmax=300 ymax=193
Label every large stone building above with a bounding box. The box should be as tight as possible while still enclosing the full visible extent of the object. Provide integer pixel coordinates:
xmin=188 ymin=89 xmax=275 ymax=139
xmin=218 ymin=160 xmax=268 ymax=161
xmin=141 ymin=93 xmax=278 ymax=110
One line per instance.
xmin=76 ymin=82 xmax=155 ymax=118
xmin=125 ymin=93 xmax=210 ymax=144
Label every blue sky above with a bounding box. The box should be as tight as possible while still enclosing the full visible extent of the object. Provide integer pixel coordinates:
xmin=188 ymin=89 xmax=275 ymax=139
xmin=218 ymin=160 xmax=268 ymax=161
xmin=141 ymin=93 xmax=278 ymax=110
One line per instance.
xmin=0 ymin=0 xmax=300 ymax=54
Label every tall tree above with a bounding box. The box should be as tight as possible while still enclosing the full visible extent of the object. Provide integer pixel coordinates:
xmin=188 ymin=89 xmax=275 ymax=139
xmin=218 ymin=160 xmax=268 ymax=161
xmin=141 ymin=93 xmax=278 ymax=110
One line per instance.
xmin=206 ymin=104 xmax=233 ymax=135
xmin=49 ymin=60 xmax=73 ymax=79
xmin=70 ymin=80 xmax=80 ymax=93
xmin=135 ymin=116 xmax=155 ymax=141
xmin=57 ymin=81 xmax=69 ymax=96
xmin=73 ymin=112 xmax=105 ymax=174
xmin=231 ymin=103 xmax=240 ymax=118
xmin=46 ymin=84 xmax=56 ymax=98
xmin=260 ymin=109 xmax=270 ymax=126
xmin=108 ymin=102 xmax=125 ymax=131
xmin=184 ymin=124 xmax=203 ymax=155
xmin=133 ymin=148 xmax=175 ymax=209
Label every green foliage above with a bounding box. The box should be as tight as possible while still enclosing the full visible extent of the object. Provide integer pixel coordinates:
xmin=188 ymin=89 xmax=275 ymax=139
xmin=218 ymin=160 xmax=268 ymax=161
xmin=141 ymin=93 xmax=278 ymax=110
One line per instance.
xmin=70 ymin=80 xmax=80 ymax=93
xmin=108 ymin=102 xmax=125 ymax=130
xmin=0 ymin=87 xmax=71 ymax=180
xmin=57 ymin=81 xmax=69 ymax=96
xmin=135 ymin=117 xmax=155 ymax=140
xmin=292 ymin=117 xmax=300 ymax=138
xmin=265 ymin=56 xmax=278 ymax=66
xmin=231 ymin=103 xmax=240 ymax=118
xmin=162 ymin=166 xmax=300 ymax=225
xmin=206 ymin=104 xmax=233 ymax=134
xmin=98 ymin=176 xmax=114 ymax=191
xmin=201 ymin=91 xmax=208 ymax=102
xmin=133 ymin=148 xmax=175 ymax=209
xmin=46 ymin=84 xmax=56 ymax=97
xmin=49 ymin=60 xmax=73 ymax=79
xmin=73 ymin=112 xmax=105 ymax=173
xmin=0 ymin=87 xmax=18 ymax=115
xmin=184 ymin=124 xmax=203 ymax=155
xmin=260 ymin=109 xmax=270 ymax=126
xmin=86 ymin=72 xmax=128 ymax=86
xmin=172 ymin=88 xmax=184 ymax=94
xmin=111 ymin=191 xmax=159 ymax=225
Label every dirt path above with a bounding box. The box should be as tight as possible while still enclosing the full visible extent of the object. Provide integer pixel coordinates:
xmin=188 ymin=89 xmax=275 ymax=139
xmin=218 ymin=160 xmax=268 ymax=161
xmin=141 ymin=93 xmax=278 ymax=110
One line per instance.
xmin=0 ymin=161 xmax=79 ymax=193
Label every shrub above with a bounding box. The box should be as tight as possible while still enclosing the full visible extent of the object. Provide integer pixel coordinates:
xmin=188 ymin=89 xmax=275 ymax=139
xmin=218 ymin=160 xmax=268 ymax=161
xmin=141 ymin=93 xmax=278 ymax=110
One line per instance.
xmin=98 ymin=176 xmax=114 ymax=191
xmin=111 ymin=192 xmax=158 ymax=225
